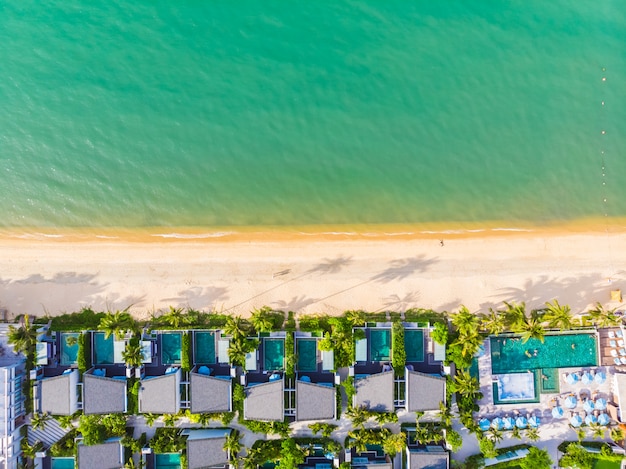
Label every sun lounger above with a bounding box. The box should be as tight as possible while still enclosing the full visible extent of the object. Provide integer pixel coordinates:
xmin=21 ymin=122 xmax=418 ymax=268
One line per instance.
xmin=620 ymin=357 xmax=626 ymax=365
xmin=619 ymin=340 xmax=625 ymax=347
xmin=609 ymin=331 xmax=616 ymax=338
xmin=620 ymin=348 xmax=626 ymax=356
xmin=610 ymin=340 xmax=617 ymax=347
xmin=617 ymin=330 xmax=623 ymax=338
xmin=611 ymin=349 xmax=619 ymax=357
xmin=615 ymin=358 xmax=621 ymax=366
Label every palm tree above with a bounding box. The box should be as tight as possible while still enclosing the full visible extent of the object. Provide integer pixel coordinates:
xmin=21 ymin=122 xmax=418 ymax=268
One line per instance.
xmin=382 ymin=432 xmax=406 ymax=457
xmin=525 ymin=427 xmax=540 ymax=442
xmin=575 ymin=427 xmax=586 ymax=443
xmin=223 ymin=432 xmax=242 ymax=460
xmin=502 ymin=301 xmax=527 ymax=330
xmin=450 ymin=370 xmax=481 ymax=399
xmin=196 ymin=413 xmax=212 ymax=426
xmin=346 ymin=310 xmax=366 ymax=327
xmin=544 ymin=300 xmax=573 ymax=330
xmin=30 ymin=412 xmax=50 ymax=431
xmin=588 ymin=302 xmax=620 ymax=327
xmin=451 ymin=331 xmax=484 ymax=358
xmin=610 ymin=427 xmax=624 ymax=443
xmin=162 ymin=413 xmax=178 ymax=427
xmin=488 ymin=427 xmax=503 ymax=444
xmin=412 ymin=425 xmax=431 ymax=445
xmin=224 ymin=316 xmax=249 ymax=340
xmin=591 ymin=424 xmax=605 ymax=440
xmin=57 ymin=415 xmax=74 ymax=429
xmin=144 ymin=413 xmax=158 ymax=426
xmin=8 ymin=314 xmax=39 ymax=357
xmin=21 ymin=439 xmax=43 ymax=459
xmin=99 ymin=310 xmax=135 ymax=340
xmin=481 ymin=309 xmax=506 ymax=335
xmin=437 ymin=401 xmax=453 ymax=428
xmin=250 ymin=308 xmax=273 ymax=333
xmin=511 ymin=426 xmax=522 ymax=440
xmin=346 ymin=405 xmax=371 ymax=429
xmin=160 ymin=307 xmax=189 ymax=328
xmin=122 ymin=341 xmax=144 ymax=368
xmin=451 ymin=306 xmax=480 ymax=336
xmin=513 ymin=310 xmax=546 ymax=343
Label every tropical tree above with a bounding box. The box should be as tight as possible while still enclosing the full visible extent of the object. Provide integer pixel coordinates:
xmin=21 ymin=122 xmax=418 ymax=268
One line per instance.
xmin=591 ymin=424 xmax=605 ymax=440
xmin=481 ymin=309 xmax=506 ymax=335
xmin=575 ymin=428 xmax=586 ymax=443
xmin=162 ymin=414 xmax=178 ymax=427
xmin=588 ymin=302 xmax=620 ymax=327
xmin=223 ymin=431 xmax=242 ymax=460
xmin=513 ymin=310 xmax=546 ymax=343
xmin=451 ymin=306 xmax=480 ymax=336
xmin=525 ymin=427 xmax=540 ymax=442
xmin=279 ymin=439 xmax=307 ymax=468
xmin=228 ymin=338 xmax=258 ymax=370
xmin=560 ymin=443 xmax=593 ymax=469
xmin=446 ymin=429 xmax=463 ymax=452
xmin=345 ymin=310 xmax=366 ymax=327
xmin=8 ymin=314 xmax=38 ymax=357
xmin=99 ymin=310 xmax=135 ymax=340
xmin=21 ymin=439 xmax=44 ymax=459
xmin=511 ymin=426 xmax=521 ymax=440
xmin=479 ymin=437 xmax=497 ymax=458
xmin=450 ymin=370 xmax=481 ymax=400
xmin=450 ymin=331 xmax=484 ymax=359
xmin=224 ymin=316 xmax=250 ymax=340
xmin=144 ymin=413 xmax=158 ymax=426
xmin=520 ymin=446 xmax=552 ymax=469
xmin=610 ymin=427 xmax=625 ymax=443
xmin=413 ymin=425 xmax=432 ymax=445
xmin=30 ymin=412 xmax=51 ymax=431
xmin=346 ymin=405 xmax=371 ymax=429
xmin=544 ymin=299 xmax=573 ymax=330
xmin=488 ymin=427 xmax=503 ymax=444
xmin=57 ymin=415 xmax=75 ymax=429
xmin=250 ymin=308 xmax=273 ymax=333
xmin=437 ymin=401 xmax=453 ymax=428
xmin=382 ymin=432 xmax=406 ymax=457
xmin=122 ymin=340 xmax=144 ymax=368
xmin=502 ymin=301 xmax=527 ymax=329
xmin=160 ymin=307 xmax=189 ymax=329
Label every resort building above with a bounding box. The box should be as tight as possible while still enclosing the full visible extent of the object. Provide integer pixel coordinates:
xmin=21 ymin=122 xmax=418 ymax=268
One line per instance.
xmin=34 ymin=369 xmax=80 ymax=416
xmin=243 ymin=378 xmax=284 ymax=421
xmin=189 ymin=366 xmax=232 ymax=414
xmin=181 ymin=428 xmax=232 ymax=469
xmin=405 ymin=369 xmax=446 ymax=413
xmin=138 ymin=367 xmax=181 ymax=414
xmin=0 ymin=326 xmax=27 ymax=469
xmin=77 ymin=438 xmax=124 ymax=469
xmin=353 ymin=371 xmax=395 ymax=412
xmin=406 ymin=448 xmax=449 ymax=469
xmin=345 ymin=445 xmax=393 ymax=469
xmin=82 ymin=369 xmax=127 ymax=414
xmin=295 ymin=379 xmax=336 ymax=421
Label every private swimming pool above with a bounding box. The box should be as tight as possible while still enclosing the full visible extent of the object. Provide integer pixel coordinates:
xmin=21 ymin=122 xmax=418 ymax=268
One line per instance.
xmin=264 ymin=338 xmax=284 ymax=371
xmin=194 ymin=331 xmax=215 ymax=364
xmin=491 ymin=333 xmax=597 ymax=374
xmin=155 ymin=453 xmax=181 ymax=469
xmin=405 ymin=329 xmax=424 ymax=362
xmin=369 ymin=329 xmax=391 ymax=362
xmin=93 ymin=332 xmax=114 ymax=364
xmin=297 ymin=338 xmax=317 ymax=372
xmin=51 ymin=457 xmax=75 ymax=469
xmin=161 ymin=332 xmax=182 ymax=365
xmin=60 ymin=332 xmax=80 ymax=366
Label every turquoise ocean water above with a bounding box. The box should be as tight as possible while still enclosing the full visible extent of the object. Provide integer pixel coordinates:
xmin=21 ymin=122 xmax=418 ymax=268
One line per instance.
xmin=1 ymin=1 xmax=625 ymax=232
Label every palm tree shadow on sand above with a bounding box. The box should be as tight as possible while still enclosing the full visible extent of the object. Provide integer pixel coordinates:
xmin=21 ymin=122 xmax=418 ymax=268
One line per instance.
xmin=307 ymin=256 xmax=353 ymax=275
xmin=272 ymin=295 xmax=320 ymax=312
xmin=161 ymin=286 xmax=229 ymax=311
xmin=370 ymin=255 xmax=438 ymax=284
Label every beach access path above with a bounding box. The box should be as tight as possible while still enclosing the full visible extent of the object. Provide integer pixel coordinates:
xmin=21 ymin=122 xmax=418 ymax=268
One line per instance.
xmin=0 ymin=230 xmax=624 ymax=319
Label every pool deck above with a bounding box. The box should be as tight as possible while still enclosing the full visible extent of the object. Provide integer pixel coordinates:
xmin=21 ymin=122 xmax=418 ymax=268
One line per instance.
xmin=476 ymin=338 xmax=617 ymax=426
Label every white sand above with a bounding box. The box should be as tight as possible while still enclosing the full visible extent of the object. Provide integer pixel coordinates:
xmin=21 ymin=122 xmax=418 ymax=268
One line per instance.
xmin=0 ymin=230 xmax=625 ymax=319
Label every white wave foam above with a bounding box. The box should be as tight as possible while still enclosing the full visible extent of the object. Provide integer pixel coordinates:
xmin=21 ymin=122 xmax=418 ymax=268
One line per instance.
xmin=151 ymin=232 xmax=236 ymax=239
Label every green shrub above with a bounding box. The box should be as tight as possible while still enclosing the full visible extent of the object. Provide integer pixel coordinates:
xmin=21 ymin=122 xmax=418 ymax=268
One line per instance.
xmin=285 ymin=332 xmax=295 ymax=378
xmin=431 ymin=322 xmax=449 ymax=345
xmin=391 ymin=321 xmax=406 ymax=377
xmin=285 ymin=311 xmax=296 ymax=331
xmin=50 ymin=429 xmax=79 ymax=456
xmin=299 ymin=315 xmax=331 ymax=333
xmin=127 ymin=378 xmax=140 ymax=415
xmin=343 ymin=377 xmax=355 ymax=408
xmin=38 ymin=308 xmax=107 ymax=331
xmin=181 ymin=332 xmax=192 ymax=372
xmin=77 ymin=332 xmax=91 ymax=374
xmin=150 ymin=428 xmax=184 ymax=453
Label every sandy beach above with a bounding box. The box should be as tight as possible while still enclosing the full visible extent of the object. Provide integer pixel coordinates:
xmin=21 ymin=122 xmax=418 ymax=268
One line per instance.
xmin=1 ymin=227 xmax=625 ymax=320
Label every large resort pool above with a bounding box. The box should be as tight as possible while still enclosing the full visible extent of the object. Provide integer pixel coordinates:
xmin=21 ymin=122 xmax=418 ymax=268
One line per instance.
xmin=491 ymin=333 xmax=598 ymax=374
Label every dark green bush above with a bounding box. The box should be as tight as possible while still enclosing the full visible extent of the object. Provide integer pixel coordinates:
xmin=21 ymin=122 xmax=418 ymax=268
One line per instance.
xmin=391 ymin=321 xmax=406 ymax=377
xmin=181 ymin=332 xmax=192 ymax=372
xmin=77 ymin=332 xmax=91 ymax=374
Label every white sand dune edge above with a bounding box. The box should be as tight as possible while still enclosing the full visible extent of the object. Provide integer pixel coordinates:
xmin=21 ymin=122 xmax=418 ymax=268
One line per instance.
xmin=0 ymin=232 xmax=624 ymax=319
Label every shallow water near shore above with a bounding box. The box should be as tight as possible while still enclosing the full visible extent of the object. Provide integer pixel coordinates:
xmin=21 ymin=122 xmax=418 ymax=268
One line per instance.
xmin=1 ymin=1 xmax=625 ymax=230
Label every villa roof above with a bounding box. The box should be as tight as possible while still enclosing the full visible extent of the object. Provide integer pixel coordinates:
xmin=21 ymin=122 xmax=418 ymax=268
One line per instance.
xmin=139 ymin=369 xmax=181 ymax=414
xmin=77 ymin=439 xmax=124 ymax=469
xmin=296 ymin=380 xmax=335 ymax=421
xmin=244 ymin=379 xmax=284 ymax=421
xmin=190 ymin=372 xmax=232 ymax=414
xmin=405 ymin=370 xmax=446 ymax=412
xmin=354 ymin=371 xmax=394 ymax=412
xmin=38 ymin=370 xmax=79 ymax=416
xmin=83 ymin=373 xmax=127 ymax=415
xmin=407 ymin=450 xmax=449 ymax=469
xmin=183 ymin=428 xmax=231 ymax=469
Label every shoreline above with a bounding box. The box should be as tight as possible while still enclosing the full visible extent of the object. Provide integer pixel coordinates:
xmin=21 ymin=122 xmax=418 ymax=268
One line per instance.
xmin=1 ymin=216 xmax=626 ymax=243
xmin=1 ymin=225 xmax=625 ymax=321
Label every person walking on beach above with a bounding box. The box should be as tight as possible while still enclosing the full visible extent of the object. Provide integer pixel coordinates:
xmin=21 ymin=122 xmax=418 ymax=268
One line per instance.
xmin=439 ymin=239 xmax=444 ymax=247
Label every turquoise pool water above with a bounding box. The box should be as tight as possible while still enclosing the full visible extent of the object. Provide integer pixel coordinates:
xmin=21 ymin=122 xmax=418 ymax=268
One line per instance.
xmin=93 ymin=332 xmax=114 ymax=365
xmin=404 ymin=329 xmax=424 ymax=362
xmin=194 ymin=331 xmax=215 ymax=364
xmin=296 ymin=338 xmax=317 ymax=372
xmin=51 ymin=457 xmax=75 ymax=469
xmin=491 ymin=333 xmax=598 ymax=374
xmin=161 ymin=332 xmax=182 ymax=365
xmin=492 ymin=371 xmax=540 ymax=405
xmin=264 ymin=338 xmax=285 ymax=371
xmin=155 ymin=453 xmax=181 ymax=469
xmin=60 ymin=332 xmax=80 ymax=366
xmin=369 ymin=329 xmax=391 ymax=362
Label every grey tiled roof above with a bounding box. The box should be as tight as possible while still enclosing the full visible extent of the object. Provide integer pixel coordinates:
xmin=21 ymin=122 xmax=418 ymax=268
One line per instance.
xmin=190 ymin=373 xmax=232 ymax=414
xmin=244 ymin=380 xmax=284 ymax=421
xmin=187 ymin=436 xmax=229 ymax=469
xmin=77 ymin=440 xmax=124 ymax=469
xmin=296 ymin=381 xmax=335 ymax=421
xmin=139 ymin=370 xmax=180 ymax=414
xmin=406 ymin=370 xmax=446 ymax=412
xmin=38 ymin=371 xmax=78 ymax=416
xmin=354 ymin=371 xmax=394 ymax=412
xmin=83 ymin=374 xmax=127 ymax=415
xmin=407 ymin=450 xmax=449 ymax=469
